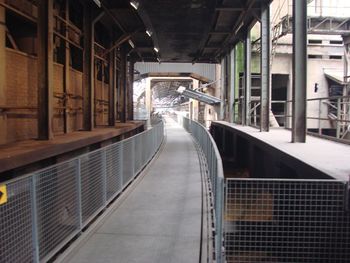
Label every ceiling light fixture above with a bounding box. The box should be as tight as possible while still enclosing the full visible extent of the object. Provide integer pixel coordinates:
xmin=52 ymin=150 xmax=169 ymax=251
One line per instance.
xmin=146 ymin=30 xmax=152 ymax=37
xmin=234 ymin=22 xmax=244 ymax=35
xmin=130 ymin=1 xmax=139 ymax=10
xmin=92 ymin=0 xmax=101 ymax=8
xmin=154 ymin=47 xmax=159 ymax=53
xmin=128 ymin=39 xmax=135 ymax=49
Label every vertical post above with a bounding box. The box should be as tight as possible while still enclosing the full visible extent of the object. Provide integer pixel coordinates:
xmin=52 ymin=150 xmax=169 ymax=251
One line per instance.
xmin=37 ymin=0 xmax=54 ymax=140
xmin=292 ymin=0 xmax=307 ymax=142
xmin=83 ymin=3 xmax=94 ymax=130
xmin=128 ymin=61 xmax=134 ymax=120
xmin=193 ymin=79 xmax=200 ymax=121
xmin=260 ymin=4 xmax=270 ymax=131
xmin=120 ymin=44 xmax=127 ymax=123
xmin=220 ymin=58 xmax=225 ymax=120
xmin=244 ymin=30 xmax=251 ymax=126
xmin=31 ymin=175 xmax=40 ymax=263
xmin=0 ymin=0 xmax=6 ymax=144
xmin=76 ymin=159 xmax=83 ymax=230
xmin=108 ymin=46 xmax=116 ymax=126
xmin=63 ymin=0 xmax=70 ymax=133
xmin=145 ymin=77 xmax=152 ymax=127
xmin=318 ymin=100 xmax=322 ymax=135
xmin=229 ymin=47 xmax=236 ymax=123
xmin=336 ymin=98 xmax=341 ymax=138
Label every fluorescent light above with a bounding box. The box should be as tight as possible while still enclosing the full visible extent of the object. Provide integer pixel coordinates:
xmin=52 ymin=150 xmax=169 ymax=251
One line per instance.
xmin=146 ymin=30 xmax=152 ymax=37
xmin=130 ymin=1 xmax=139 ymax=10
xmin=93 ymin=0 xmax=101 ymax=7
xmin=128 ymin=39 xmax=135 ymax=48
xmin=153 ymin=47 xmax=159 ymax=53
xmin=234 ymin=22 xmax=244 ymax=35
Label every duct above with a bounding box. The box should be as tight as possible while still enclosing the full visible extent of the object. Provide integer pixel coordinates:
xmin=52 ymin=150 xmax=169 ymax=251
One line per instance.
xmin=177 ymin=86 xmax=221 ymax=105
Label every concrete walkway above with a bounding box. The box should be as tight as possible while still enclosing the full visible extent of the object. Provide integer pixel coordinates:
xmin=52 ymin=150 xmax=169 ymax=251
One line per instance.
xmin=61 ymin=117 xmax=203 ymax=263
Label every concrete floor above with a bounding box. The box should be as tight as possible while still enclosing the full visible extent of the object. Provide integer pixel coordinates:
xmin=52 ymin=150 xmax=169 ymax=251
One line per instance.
xmin=61 ymin=117 xmax=204 ymax=263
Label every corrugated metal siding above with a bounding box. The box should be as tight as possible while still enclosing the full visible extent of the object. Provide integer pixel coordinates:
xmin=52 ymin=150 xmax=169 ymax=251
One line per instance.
xmin=135 ymin=62 xmax=217 ymax=81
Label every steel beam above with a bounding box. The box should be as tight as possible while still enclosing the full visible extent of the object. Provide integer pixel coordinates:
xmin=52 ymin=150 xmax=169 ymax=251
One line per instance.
xmin=260 ymin=4 xmax=270 ymax=132
xmin=244 ymin=31 xmax=251 ymax=126
xmin=292 ymin=0 xmax=307 ymax=142
xmin=83 ymin=4 xmax=94 ymax=131
xmin=37 ymin=0 xmax=54 ymax=139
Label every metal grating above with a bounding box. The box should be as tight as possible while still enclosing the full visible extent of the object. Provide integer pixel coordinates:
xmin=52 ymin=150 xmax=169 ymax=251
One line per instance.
xmin=36 ymin=161 xmax=79 ymax=260
xmin=0 ymin=178 xmax=34 ymax=263
xmin=225 ymin=179 xmax=350 ymax=263
xmin=80 ymin=150 xmax=105 ymax=225
xmin=105 ymin=143 xmax=123 ymax=201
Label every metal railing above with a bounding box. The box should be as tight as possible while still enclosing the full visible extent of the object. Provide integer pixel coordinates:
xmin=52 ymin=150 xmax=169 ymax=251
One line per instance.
xmin=176 ymin=115 xmax=225 ymax=262
xmin=234 ymin=95 xmax=350 ymax=142
xmin=224 ymin=178 xmax=350 ymax=262
xmin=0 ymin=121 xmax=164 ymax=263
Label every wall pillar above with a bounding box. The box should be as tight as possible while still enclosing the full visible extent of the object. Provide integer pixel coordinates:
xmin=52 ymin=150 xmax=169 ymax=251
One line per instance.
xmin=0 ymin=0 xmax=6 ymax=144
xmin=37 ymin=0 xmax=54 ymax=140
xmin=260 ymin=4 xmax=271 ymax=131
xmin=220 ymin=58 xmax=225 ymax=120
xmin=193 ymin=79 xmax=200 ymax=121
xmin=292 ymin=0 xmax=307 ymax=142
xmin=63 ymin=0 xmax=70 ymax=133
xmin=243 ymin=30 xmax=251 ymax=126
xmin=83 ymin=3 xmax=94 ymax=130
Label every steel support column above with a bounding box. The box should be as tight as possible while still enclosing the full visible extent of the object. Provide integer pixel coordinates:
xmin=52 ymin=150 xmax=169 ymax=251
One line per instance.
xmin=229 ymin=47 xmax=236 ymax=123
xmin=108 ymin=45 xmax=116 ymax=126
xmin=63 ymin=0 xmax=70 ymax=133
xmin=128 ymin=61 xmax=134 ymax=120
xmin=244 ymin=31 xmax=251 ymax=126
xmin=292 ymin=0 xmax=307 ymax=142
xmin=220 ymin=58 xmax=225 ymax=120
xmin=145 ymin=78 xmax=152 ymax=127
xmin=83 ymin=4 xmax=94 ymax=131
xmin=120 ymin=44 xmax=127 ymax=123
xmin=37 ymin=0 xmax=54 ymax=139
xmin=0 ymin=0 xmax=6 ymax=144
xmin=260 ymin=4 xmax=270 ymax=131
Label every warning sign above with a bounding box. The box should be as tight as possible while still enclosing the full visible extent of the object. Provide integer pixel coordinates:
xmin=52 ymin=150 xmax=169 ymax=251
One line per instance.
xmin=0 ymin=185 xmax=7 ymax=205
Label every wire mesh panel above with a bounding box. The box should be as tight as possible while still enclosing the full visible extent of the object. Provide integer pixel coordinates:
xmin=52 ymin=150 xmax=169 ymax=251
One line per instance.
xmin=225 ymin=179 xmax=350 ymax=263
xmin=134 ymin=134 xmax=143 ymax=174
xmin=35 ymin=161 xmax=79 ymax=260
xmin=105 ymin=143 xmax=123 ymax=202
xmin=122 ymin=138 xmax=135 ymax=186
xmin=80 ymin=150 xmax=105 ymax=225
xmin=0 ymin=177 xmax=34 ymax=263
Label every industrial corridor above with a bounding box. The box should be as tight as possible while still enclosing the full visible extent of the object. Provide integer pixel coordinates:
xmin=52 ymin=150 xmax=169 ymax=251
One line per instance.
xmin=60 ymin=117 xmax=207 ymax=263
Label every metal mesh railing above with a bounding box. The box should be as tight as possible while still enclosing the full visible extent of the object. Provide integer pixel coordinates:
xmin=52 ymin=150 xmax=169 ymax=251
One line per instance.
xmin=225 ymin=179 xmax=350 ymax=263
xmin=176 ymin=114 xmax=225 ymax=262
xmin=0 ymin=121 xmax=164 ymax=262
xmin=176 ymin=115 xmax=350 ymax=263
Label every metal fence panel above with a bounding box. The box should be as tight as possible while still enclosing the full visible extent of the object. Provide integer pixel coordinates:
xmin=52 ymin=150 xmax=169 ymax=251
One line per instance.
xmin=0 ymin=177 xmax=34 ymax=263
xmin=225 ymin=179 xmax=350 ymax=263
xmin=123 ymin=138 xmax=135 ymax=186
xmin=35 ymin=161 xmax=80 ymax=260
xmin=80 ymin=150 xmax=105 ymax=225
xmin=105 ymin=143 xmax=123 ymax=202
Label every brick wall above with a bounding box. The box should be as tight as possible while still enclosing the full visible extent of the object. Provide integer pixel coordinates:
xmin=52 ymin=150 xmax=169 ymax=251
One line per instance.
xmin=5 ymin=49 xmax=38 ymax=143
xmin=1 ymin=49 xmax=85 ymax=145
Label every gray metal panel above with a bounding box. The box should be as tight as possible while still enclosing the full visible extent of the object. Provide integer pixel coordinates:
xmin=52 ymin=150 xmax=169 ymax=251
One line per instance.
xmin=135 ymin=62 xmax=216 ymax=81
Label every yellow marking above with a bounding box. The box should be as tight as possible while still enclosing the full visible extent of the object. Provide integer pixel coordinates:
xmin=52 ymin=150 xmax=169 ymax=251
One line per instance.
xmin=0 ymin=185 xmax=7 ymax=205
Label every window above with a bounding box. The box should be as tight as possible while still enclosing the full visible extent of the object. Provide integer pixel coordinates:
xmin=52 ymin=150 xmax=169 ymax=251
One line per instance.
xmin=308 ymin=39 xmax=322 ymax=44
xmin=308 ymin=54 xmax=322 ymax=59
xmin=330 ymin=40 xmax=343 ymax=45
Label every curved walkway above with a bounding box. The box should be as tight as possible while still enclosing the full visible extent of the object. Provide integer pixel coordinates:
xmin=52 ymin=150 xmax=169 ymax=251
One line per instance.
xmin=61 ymin=117 xmax=204 ymax=263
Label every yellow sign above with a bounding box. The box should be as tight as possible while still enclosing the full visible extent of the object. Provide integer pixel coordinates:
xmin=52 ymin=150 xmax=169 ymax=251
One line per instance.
xmin=0 ymin=185 xmax=7 ymax=205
